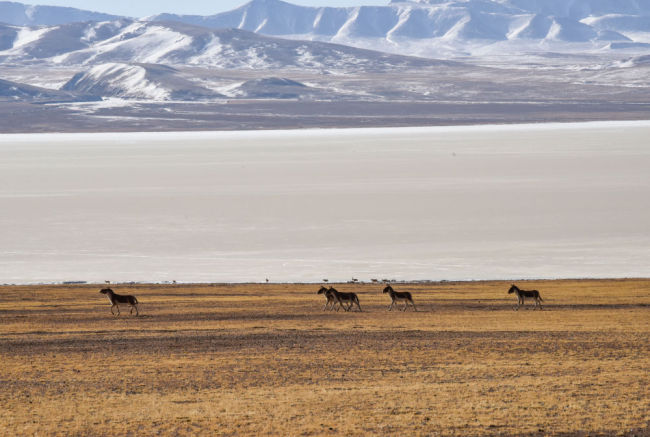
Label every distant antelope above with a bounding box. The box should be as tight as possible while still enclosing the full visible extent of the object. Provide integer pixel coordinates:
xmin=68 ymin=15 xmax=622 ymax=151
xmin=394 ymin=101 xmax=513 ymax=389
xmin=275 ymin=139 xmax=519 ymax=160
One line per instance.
xmin=317 ymin=286 xmax=339 ymax=311
xmin=508 ymin=284 xmax=543 ymax=310
xmin=329 ymin=287 xmax=362 ymax=312
xmin=383 ymin=284 xmax=416 ymax=311
xmin=99 ymin=288 xmax=139 ymax=316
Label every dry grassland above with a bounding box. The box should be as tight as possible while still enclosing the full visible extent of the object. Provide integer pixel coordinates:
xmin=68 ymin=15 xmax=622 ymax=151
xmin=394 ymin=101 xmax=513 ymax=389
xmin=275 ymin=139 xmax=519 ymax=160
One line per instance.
xmin=1 ymin=279 xmax=649 ymax=436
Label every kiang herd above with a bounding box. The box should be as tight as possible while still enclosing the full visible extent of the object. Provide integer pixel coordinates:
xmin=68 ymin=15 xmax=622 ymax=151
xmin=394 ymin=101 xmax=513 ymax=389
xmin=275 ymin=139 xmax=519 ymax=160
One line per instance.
xmin=99 ymin=283 xmax=544 ymax=317
xmin=317 ymin=285 xmax=416 ymax=312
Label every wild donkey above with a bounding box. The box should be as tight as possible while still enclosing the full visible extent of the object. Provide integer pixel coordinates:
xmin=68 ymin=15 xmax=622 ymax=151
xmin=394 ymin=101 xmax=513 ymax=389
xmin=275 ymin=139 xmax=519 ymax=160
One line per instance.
xmin=100 ymin=288 xmax=139 ymax=316
xmin=317 ymin=286 xmax=339 ymax=311
xmin=508 ymin=284 xmax=543 ymax=310
xmin=329 ymin=287 xmax=362 ymax=312
xmin=383 ymin=284 xmax=416 ymax=311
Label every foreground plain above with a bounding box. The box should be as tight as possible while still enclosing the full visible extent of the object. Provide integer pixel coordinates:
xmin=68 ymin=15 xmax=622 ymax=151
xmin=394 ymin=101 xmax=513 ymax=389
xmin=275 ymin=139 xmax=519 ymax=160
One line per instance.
xmin=1 ymin=279 xmax=649 ymax=435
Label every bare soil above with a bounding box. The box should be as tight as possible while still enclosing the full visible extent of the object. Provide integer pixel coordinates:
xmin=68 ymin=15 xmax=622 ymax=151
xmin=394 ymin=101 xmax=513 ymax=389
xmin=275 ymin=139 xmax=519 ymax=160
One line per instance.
xmin=2 ymin=100 xmax=650 ymax=133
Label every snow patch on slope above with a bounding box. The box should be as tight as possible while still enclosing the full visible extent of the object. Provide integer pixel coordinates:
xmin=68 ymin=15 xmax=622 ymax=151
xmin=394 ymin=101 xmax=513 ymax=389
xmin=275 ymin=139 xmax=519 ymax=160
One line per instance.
xmin=62 ymin=63 xmax=170 ymax=100
xmin=0 ymin=25 xmax=52 ymax=55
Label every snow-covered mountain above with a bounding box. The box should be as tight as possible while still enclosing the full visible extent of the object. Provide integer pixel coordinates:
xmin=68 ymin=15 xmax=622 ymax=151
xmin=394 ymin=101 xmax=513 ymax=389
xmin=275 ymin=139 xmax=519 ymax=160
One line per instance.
xmin=0 ymin=19 xmax=461 ymax=101
xmin=1 ymin=0 xmax=649 ymax=107
xmin=2 ymin=0 xmax=649 ymax=60
xmin=0 ymin=0 xmax=648 ymax=65
xmin=147 ymin=0 xmax=650 ymax=58
xmin=0 ymin=1 xmax=122 ymax=26
xmin=0 ymin=20 xmax=453 ymax=71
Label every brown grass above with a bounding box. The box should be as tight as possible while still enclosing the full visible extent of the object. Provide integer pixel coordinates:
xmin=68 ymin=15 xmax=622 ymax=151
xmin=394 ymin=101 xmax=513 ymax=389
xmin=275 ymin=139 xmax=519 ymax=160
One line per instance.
xmin=1 ymin=279 xmax=649 ymax=436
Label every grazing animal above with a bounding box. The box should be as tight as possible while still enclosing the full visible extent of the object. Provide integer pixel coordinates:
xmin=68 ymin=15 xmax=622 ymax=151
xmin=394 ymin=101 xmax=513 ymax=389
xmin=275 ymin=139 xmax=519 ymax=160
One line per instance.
xmin=508 ymin=284 xmax=543 ymax=310
xmin=329 ymin=287 xmax=362 ymax=312
xmin=99 ymin=288 xmax=139 ymax=316
xmin=317 ymin=286 xmax=339 ymax=311
xmin=383 ymin=285 xmax=416 ymax=311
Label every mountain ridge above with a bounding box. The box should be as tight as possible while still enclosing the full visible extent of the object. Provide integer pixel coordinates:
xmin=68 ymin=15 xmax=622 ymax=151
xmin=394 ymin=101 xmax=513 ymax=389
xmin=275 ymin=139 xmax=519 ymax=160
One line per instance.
xmin=0 ymin=1 xmax=123 ymax=26
xmin=145 ymin=0 xmax=650 ymax=40
xmin=143 ymin=0 xmax=650 ymax=58
xmin=1 ymin=0 xmax=648 ymax=60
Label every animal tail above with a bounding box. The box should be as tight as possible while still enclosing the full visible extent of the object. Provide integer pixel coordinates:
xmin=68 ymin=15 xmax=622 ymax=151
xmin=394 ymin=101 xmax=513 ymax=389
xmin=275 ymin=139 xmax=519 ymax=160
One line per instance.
xmin=133 ymin=296 xmax=139 ymax=304
xmin=539 ymin=295 xmax=543 ymax=302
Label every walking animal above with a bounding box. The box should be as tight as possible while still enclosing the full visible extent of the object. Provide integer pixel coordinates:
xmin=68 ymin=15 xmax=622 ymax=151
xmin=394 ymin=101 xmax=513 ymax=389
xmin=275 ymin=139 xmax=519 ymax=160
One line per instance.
xmin=329 ymin=287 xmax=362 ymax=312
xmin=99 ymin=288 xmax=139 ymax=316
xmin=383 ymin=284 xmax=416 ymax=311
xmin=317 ymin=286 xmax=339 ymax=311
xmin=508 ymin=284 xmax=543 ymax=310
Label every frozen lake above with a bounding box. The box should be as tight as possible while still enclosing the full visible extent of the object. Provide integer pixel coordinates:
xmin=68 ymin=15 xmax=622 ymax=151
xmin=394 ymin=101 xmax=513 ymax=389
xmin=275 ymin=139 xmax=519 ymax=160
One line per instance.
xmin=1 ymin=121 xmax=649 ymax=284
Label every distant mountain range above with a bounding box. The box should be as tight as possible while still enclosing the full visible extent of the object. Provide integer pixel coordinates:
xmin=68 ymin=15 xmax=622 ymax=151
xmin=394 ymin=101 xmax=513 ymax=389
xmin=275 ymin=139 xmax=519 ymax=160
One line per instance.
xmin=0 ymin=19 xmax=452 ymax=70
xmin=0 ymin=18 xmax=458 ymax=102
xmin=146 ymin=0 xmax=650 ymax=57
xmin=0 ymin=0 xmax=649 ymax=110
xmin=1 ymin=0 xmax=649 ymax=59
xmin=149 ymin=0 xmax=649 ymax=41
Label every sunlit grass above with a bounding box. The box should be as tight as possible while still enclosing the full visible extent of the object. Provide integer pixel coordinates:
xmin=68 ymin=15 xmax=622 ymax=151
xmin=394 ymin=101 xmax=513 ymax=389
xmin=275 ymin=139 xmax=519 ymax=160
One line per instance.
xmin=1 ymin=279 xmax=648 ymax=435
